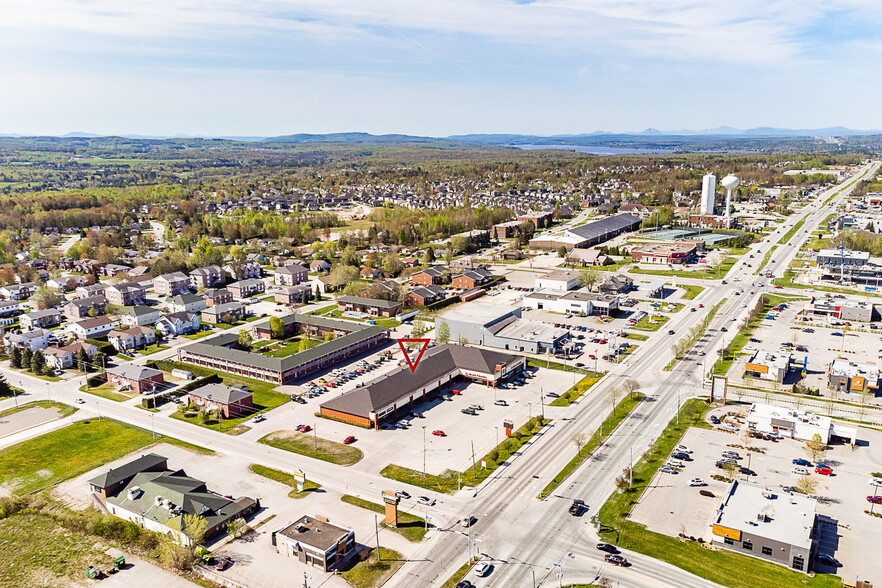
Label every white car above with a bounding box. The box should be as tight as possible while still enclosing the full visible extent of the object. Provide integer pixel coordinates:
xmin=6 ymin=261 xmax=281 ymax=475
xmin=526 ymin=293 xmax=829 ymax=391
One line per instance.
xmin=74 ymin=398 xmax=85 ymax=404
xmin=666 ymin=460 xmax=685 ymax=469
xmin=792 ymin=467 xmax=809 ymax=475
xmin=416 ymin=496 xmax=436 ymax=506
xmin=659 ymin=466 xmax=677 ymax=474
xmin=252 ymin=414 xmax=265 ymax=423
xmin=869 ymin=478 xmax=882 ymax=487
xmin=674 ymin=445 xmax=692 ymax=454
xmin=721 ymin=450 xmax=740 ymax=459
xmin=474 ymin=562 xmax=492 ymax=577
xmin=720 ymin=423 xmax=739 ymax=432
xmin=689 ymin=478 xmax=706 ymax=487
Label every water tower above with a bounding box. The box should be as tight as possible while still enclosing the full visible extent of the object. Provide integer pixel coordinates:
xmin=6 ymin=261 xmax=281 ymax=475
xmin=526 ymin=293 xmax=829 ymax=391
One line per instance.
xmin=721 ymin=174 xmax=739 ymax=224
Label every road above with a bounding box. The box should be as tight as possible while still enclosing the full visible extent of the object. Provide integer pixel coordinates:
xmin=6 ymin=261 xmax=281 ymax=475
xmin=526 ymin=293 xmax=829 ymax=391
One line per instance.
xmin=150 ymin=220 xmax=167 ymax=246
xmin=0 ymin=162 xmax=877 ymax=587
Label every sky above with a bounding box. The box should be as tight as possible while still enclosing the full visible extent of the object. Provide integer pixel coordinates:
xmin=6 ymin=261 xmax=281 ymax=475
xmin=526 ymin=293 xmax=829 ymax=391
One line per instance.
xmin=2 ymin=0 xmax=882 ymax=137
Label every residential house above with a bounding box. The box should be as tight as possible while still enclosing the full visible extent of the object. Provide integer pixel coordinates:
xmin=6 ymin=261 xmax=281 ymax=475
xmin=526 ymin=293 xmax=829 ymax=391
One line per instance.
xmin=89 ymin=454 xmax=258 ymax=546
xmin=565 ymin=249 xmax=612 ymax=267
xmin=189 ymin=265 xmax=225 ymax=289
xmin=274 ymin=264 xmax=309 ymax=286
xmin=0 ymin=282 xmax=37 ymax=300
xmin=411 ymin=267 xmax=443 ymax=286
xmin=107 ymin=326 xmax=156 ymax=352
xmin=5 ymin=329 xmax=52 ymax=352
xmin=451 ymin=267 xmax=492 ymax=290
xmin=406 ymin=285 xmax=446 ymax=306
xmin=0 ymin=300 xmax=24 ymax=316
xmin=202 ymin=288 xmax=233 ymax=307
xmin=599 ymin=275 xmax=635 ymax=295
xmin=118 ymin=305 xmax=161 ymax=327
xmin=336 ymin=296 xmax=401 ymax=317
xmin=46 ymin=275 xmax=83 ymax=291
xmin=167 ymin=294 xmax=207 ymax=314
xmin=312 ymin=275 xmax=337 ymax=295
xmin=105 ymin=364 xmax=165 ymax=394
xmin=201 ymin=302 xmax=246 ymax=325
xmin=153 ymin=272 xmax=191 ymax=296
xmin=44 ymin=341 xmax=97 ymax=370
xmin=20 ymin=308 xmax=62 ymax=330
xmin=227 ymin=279 xmax=265 ymax=299
xmin=309 ymin=259 xmax=330 ymax=273
xmin=63 ymin=295 xmax=107 ymax=320
xmin=68 ymin=316 xmax=116 ymax=340
xmin=187 ymin=383 xmax=253 ymax=417
xmin=99 ymin=263 xmax=132 ymax=277
xmin=75 ymin=283 xmax=106 ymax=299
xmin=156 ymin=312 xmax=200 ymax=336
xmin=106 ymin=282 xmax=146 ymax=306
xmin=275 ymin=285 xmax=311 ymax=305
xmin=224 ymin=260 xmax=262 ymax=281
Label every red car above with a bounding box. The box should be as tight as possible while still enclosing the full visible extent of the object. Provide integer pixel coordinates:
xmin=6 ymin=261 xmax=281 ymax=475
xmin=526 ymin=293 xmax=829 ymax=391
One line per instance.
xmin=300 ymin=425 xmax=312 ymax=433
xmin=774 ymin=285 xmax=784 ymax=289
xmin=867 ymin=496 xmax=882 ymax=504
xmin=432 ymin=430 xmax=446 ymax=437
xmin=588 ymin=354 xmax=596 ymax=360
xmin=451 ymin=389 xmax=461 ymax=395
xmin=815 ymin=466 xmax=832 ymax=475
xmin=216 ymin=557 xmax=231 ymax=571
xmin=598 ymin=339 xmax=607 ymax=344
xmin=343 ymin=436 xmax=356 ymax=444
xmin=698 ymin=303 xmax=704 ymax=308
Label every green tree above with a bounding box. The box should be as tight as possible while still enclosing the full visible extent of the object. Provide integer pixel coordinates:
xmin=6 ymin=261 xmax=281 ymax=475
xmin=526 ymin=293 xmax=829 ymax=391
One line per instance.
xmin=437 ymin=322 xmax=450 ymax=343
xmin=421 ymin=247 xmax=436 ymax=264
xmin=269 ymin=316 xmax=285 ymax=339
xmin=30 ymin=350 xmax=46 ymax=374
xmin=804 ymin=433 xmax=827 ymax=463
xmin=557 ymin=245 xmax=567 ymax=258
xmin=238 ymin=331 xmax=252 ymax=350
xmin=9 ymin=346 xmax=21 ymax=369
xmin=0 ymin=373 xmax=14 ymax=397
xmin=579 ymin=268 xmax=600 ymax=292
xmin=76 ymin=348 xmax=89 ymax=372
xmin=328 ymin=264 xmax=359 ymax=289
xmin=341 ymin=245 xmax=359 ymax=267
xmin=516 ymin=221 xmax=535 ymax=247
xmin=33 ymin=285 xmax=62 ymax=310
xmin=314 ymin=284 xmax=322 ymax=301
xmin=93 ymin=351 xmax=106 ymax=371
xmin=20 ymin=348 xmax=32 ymax=371
xmin=297 ymin=338 xmax=312 ymax=352
xmin=383 ymin=252 xmax=404 ymax=277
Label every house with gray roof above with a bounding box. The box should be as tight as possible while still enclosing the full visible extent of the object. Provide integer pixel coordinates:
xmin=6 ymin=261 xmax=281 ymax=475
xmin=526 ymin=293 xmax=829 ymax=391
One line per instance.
xmin=187 ymin=383 xmax=253 ymax=417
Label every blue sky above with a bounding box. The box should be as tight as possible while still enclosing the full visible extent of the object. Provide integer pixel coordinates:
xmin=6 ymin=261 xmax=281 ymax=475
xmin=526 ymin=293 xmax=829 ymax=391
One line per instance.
xmin=2 ymin=0 xmax=881 ymax=136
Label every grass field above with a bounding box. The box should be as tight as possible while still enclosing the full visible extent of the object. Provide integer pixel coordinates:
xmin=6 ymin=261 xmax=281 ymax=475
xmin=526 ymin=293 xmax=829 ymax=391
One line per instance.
xmin=137 ymin=343 xmax=170 ymax=356
xmin=632 ymin=314 xmax=669 ymax=331
xmin=248 ymin=464 xmax=321 ymax=498
xmin=623 ymin=332 xmax=649 ymax=341
xmin=0 ymin=419 xmax=156 ymax=494
xmin=341 ymin=495 xmax=427 ymax=542
xmin=680 ymin=284 xmax=706 ymax=300
xmin=596 ymin=399 xmax=841 ymax=588
xmin=258 ymin=431 xmax=364 ymax=465
xmin=183 ymin=330 xmax=215 ymax=340
xmin=779 ymin=217 xmax=806 ymax=244
xmin=540 ymin=393 xmax=644 ymax=498
xmin=0 ymin=400 xmax=77 ymax=419
xmin=629 ymin=257 xmax=737 ymax=280
xmin=439 ymin=558 xmax=478 ymax=588
xmin=170 ymin=384 xmax=289 ymax=435
xmin=757 ymin=245 xmax=778 ymax=274
xmin=340 ymin=547 xmax=403 ymax=588
xmin=381 ymin=416 xmax=549 ymax=494
xmin=78 ymin=382 xmax=132 ymax=402
xmin=549 ymin=372 xmax=605 ymax=406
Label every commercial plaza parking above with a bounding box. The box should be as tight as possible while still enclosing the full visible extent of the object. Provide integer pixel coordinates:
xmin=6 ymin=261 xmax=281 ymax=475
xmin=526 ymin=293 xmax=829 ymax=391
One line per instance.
xmin=630 ymin=419 xmax=882 ymax=581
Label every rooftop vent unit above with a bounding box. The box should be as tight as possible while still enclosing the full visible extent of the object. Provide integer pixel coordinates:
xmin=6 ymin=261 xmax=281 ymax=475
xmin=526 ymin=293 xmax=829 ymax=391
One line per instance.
xmin=127 ymin=486 xmax=142 ymax=500
xmin=154 ymin=495 xmax=163 ymax=506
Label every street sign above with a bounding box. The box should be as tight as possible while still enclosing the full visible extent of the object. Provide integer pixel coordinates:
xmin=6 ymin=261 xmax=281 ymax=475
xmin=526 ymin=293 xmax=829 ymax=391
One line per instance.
xmin=710 ymin=375 xmax=728 ymax=405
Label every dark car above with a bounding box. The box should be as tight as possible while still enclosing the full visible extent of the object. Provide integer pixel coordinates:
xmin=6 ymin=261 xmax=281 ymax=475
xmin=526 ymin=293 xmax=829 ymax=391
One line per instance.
xmin=455 ymin=581 xmax=474 ymax=588
xmin=668 ymin=330 xmax=676 ymax=335
xmin=720 ymin=327 xmax=728 ymax=332
xmin=461 ymin=408 xmax=477 ymax=415
xmin=546 ymin=392 xmax=560 ymax=398
xmin=604 ymin=554 xmax=628 ymax=566
xmin=739 ymin=467 xmax=756 ymax=476
xmin=792 ymin=458 xmax=811 ymax=467
xmin=569 ymin=499 xmax=585 ymax=516
xmin=710 ymin=415 xmax=720 ymax=424
xmin=816 ymin=553 xmax=841 ymax=567
xmin=596 ymin=543 xmax=618 ymax=554
xmin=671 ymin=452 xmax=691 ymax=461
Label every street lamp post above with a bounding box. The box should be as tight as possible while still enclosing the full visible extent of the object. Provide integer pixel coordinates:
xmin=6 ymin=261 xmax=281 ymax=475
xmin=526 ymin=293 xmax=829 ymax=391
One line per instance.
xmin=422 ymin=426 xmax=427 ymax=483
xmin=150 ymin=413 xmax=156 ymax=440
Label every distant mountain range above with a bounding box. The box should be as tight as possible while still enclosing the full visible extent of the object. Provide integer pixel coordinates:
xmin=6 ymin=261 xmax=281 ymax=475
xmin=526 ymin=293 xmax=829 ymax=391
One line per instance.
xmin=1 ymin=127 xmax=880 ymax=143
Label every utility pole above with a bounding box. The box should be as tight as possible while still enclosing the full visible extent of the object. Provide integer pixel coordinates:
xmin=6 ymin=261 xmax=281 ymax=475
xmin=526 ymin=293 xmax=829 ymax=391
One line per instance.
xmin=313 ymin=423 xmax=318 ymax=455
xmin=96 ymin=401 xmax=102 ymax=422
xmin=630 ymin=447 xmax=633 ymax=487
xmin=471 ymin=441 xmax=477 ymax=478
xmin=374 ymin=515 xmax=381 ymax=561
xmin=422 ymin=426 xmax=427 ymax=483
xmin=540 ymin=388 xmax=545 ymax=420
xmin=150 ymin=413 xmax=156 ymax=440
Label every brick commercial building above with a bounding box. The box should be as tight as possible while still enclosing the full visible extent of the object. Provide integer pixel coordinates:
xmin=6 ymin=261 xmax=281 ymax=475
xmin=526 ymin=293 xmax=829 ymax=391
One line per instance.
xmin=491 ymin=220 xmax=525 ymax=240
xmin=631 ymin=241 xmax=699 ymax=264
xmin=177 ymin=315 xmax=387 ymax=385
xmin=336 ymin=296 xmax=401 ymax=317
xmin=518 ymin=210 xmax=554 ymax=229
xmin=273 ymin=516 xmax=355 ymax=571
xmin=320 ymin=344 xmax=525 ymax=428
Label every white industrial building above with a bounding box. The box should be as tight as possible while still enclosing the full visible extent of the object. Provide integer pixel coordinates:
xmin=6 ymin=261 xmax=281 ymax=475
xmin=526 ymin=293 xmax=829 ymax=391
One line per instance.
xmin=745 ymin=403 xmax=856 ymax=445
xmin=523 ymin=289 xmax=620 ymax=316
xmin=700 ymin=173 xmax=716 ymax=215
xmin=535 ymin=269 xmax=581 ymax=291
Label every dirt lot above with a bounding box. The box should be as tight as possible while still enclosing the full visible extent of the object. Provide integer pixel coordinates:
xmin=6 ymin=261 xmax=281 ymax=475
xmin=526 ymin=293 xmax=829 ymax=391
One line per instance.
xmin=630 ymin=422 xmax=882 ymax=581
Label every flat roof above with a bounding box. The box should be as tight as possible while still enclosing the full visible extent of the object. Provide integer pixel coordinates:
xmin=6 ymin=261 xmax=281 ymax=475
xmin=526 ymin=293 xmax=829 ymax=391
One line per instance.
xmin=494 ymin=318 xmax=568 ymax=342
xmin=278 ymin=516 xmax=352 ymax=552
xmin=715 ymin=480 xmax=815 ymax=549
xmin=440 ymin=301 xmax=518 ymax=325
xmin=747 ymin=349 xmax=791 ymax=370
xmin=632 ymin=241 xmax=698 ymax=255
xmin=539 ymin=269 xmax=581 ymax=282
xmin=566 ymin=213 xmax=641 ymax=241
xmin=747 ymin=403 xmax=831 ymax=429
xmin=525 ymin=291 xmax=562 ymax=301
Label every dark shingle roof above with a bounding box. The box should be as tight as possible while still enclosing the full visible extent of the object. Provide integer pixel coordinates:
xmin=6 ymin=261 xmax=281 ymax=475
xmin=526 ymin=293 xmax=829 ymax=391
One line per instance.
xmin=566 ymin=213 xmax=641 ymax=241
xmin=87 ymin=453 xmax=167 ymax=489
xmin=337 ymin=296 xmax=400 ymax=309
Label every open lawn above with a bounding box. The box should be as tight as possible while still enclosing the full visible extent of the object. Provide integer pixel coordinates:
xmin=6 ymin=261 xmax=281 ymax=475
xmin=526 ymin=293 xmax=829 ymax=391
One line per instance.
xmin=680 ymin=284 xmax=705 ymax=300
xmin=595 ymin=399 xmax=841 ymax=588
xmin=549 ymin=372 xmax=605 ymax=406
xmin=259 ymin=431 xmax=364 ymax=465
xmin=629 ymin=257 xmax=737 ymax=280
xmin=248 ymin=464 xmax=321 ymax=498
xmin=341 ymin=495 xmax=427 ymax=542
xmin=78 ymin=382 xmax=132 ymax=402
xmin=0 ymin=400 xmax=77 ymax=419
xmin=381 ymin=416 xmax=549 ymax=494
xmin=137 ymin=343 xmax=170 ymax=356
xmin=632 ymin=314 xmax=669 ymax=331
xmin=340 ymin=547 xmax=403 ymax=588
xmin=183 ymin=329 xmax=215 ymax=340
xmin=0 ymin=419 xmax=156 ymax=494
xmin=439 ymin=558 xmax=479 ymax=588
xmin=260 ymin=336 xmax=318 ymax=358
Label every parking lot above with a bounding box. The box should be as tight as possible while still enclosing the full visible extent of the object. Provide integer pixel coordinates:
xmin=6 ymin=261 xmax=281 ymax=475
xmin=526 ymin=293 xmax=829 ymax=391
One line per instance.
xmin=245 ymin=365 xmax=576 ymax=476
xmin=630 ymin=420 xmax=882 ymax=581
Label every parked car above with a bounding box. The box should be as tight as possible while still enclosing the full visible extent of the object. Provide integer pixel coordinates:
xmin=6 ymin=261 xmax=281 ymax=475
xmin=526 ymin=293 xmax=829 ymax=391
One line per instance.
xmin=215 ymin=557 xmax=231 ymax=571
xmin=659 ymin=466 xmax=677 ymax=474
xmin=815 ymin=466 xmax=833 ymax=475
xmin=343 ymin=436 xmax=356 ymax=445
xmin=721 ymin=450 xmax=740 ymax=459
xmin=251 ymin=414 xmax=265 ymax=424
xmin=596 ymin=543 xmax=618 ymax=554
xmin=816 ymin=553 xmax=841 ymax=567
xmin=792 ymin=466 xmax=809 ymax=475
xmin=666 ymin=460 xmax=685 ymax=469
xmin=739 ymin=467 xmax=756 ymax=476
xmin=494 ymin=400 xmax=508 ymax=406
xmin=674 ymin=445 xmax=692 ymax=454
xmin=671 ymin=452 xmax=691 ymax=461
xmin=710 ymin=415 xmax=720 ymax=424
xmin=867 ymin=496 xmax=882 ymax=504
xmin=870 ymin=478 xmax=882 ymax=487
xmin=689 ymin=478 xmax=706 ymax=487
xmin=432 ymin=430 xmax=446 ymax=437
xmin=792 ymin=458 xmax=811 ymax=467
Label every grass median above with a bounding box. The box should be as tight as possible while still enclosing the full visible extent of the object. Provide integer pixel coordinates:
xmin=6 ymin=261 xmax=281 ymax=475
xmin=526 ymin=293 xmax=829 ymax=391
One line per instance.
xmin=340 ymin=547 xmax=403 ymax=588
xmin=381 ymin=416 xmax=550 ymax=494
xmin=629 ymin=257 xmax=737 ymax=280
xmin=259 ymin=430 xmax=364 ymax=465
xmin=341 ymin=495 xmax=426 ymax=542
xmin=595 ymin=398 xmax=840 ymax=588
xmin=680 ymin=284 xmax=705 ymax=300
xmin=550 ymin=372 xmax=605 ymax=407
xmin=249 ymin=464 xmax=321 ymax=498
xmin=540 ymin=393 xmax=644 ymax=498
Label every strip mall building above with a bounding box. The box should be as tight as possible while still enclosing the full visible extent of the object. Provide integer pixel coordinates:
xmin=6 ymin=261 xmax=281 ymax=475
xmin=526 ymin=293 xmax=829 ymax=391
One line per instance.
xmin=320 ymin=343 xmax=525 ymax=428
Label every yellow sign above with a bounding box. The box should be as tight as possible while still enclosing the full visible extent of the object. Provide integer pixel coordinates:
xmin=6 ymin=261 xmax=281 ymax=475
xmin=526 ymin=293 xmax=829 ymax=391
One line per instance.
xmin=745 ymin=363 xmax=769 ymax=374
xmin=852 ymin=377 xmax=866 ymax=391
xmin=712 ymin=524 xmax=741 ymax=541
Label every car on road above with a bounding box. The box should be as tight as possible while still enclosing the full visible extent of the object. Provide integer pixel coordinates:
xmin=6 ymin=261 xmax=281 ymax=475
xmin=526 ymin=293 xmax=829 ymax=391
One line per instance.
xmin=215 ymin=557 xmax=232 ymax=571
xmin=546 ymin=392 xmax=559 ymax=398
xmin=774 ymin=285 xmax=784 ymax=289
xmin=461 ymin=408 xmax=477 ymax=415
xmin=815 ymin=466 xmax=833 ymax=475
xmin=689 ymin=478 xmax=706 ymax=486
xmin=251 ymin=414 xmax=265 ymax=423
xmin=720 ymin=327 xmax=728 ymax=332
xmin=416 ymin=496 xmax=436 ymax=506
xmin=396 ymin=490 xmax=411 ymax=499
xmin=432 ymin=430 xmax=446 ymax=437
xmin=668 ymin=330 xmax=676 ymax=335
xmin=469 ymin=404 xmax=484 ymax=411
xmin=792 ymin=459 xmax=811 ymax=467
xmin=474 ymin=562 xmax=492 ymax=577
xmin=343 ymin=436 xmax=356 ymax=445
xmin=659 ymin=466 xmax=677 ymax=474
xmin=868 ymin=496 xmax=882 ymax=504
xmin=494 ymin=400 xmax=508 ymax=406
xmin=596 ymin=543 xmax=618 ymax=554
xmin=75 ymin=398 xmax=85 ymax=404
xmin=455 ymin=582 xmax=473 ymax=588
xmin=792 ymin=466 xmax=809 ymax=475
xmin=461 ymin=516 xmax=475 ymax=527
xmin=604 ymin=554 xmax=628 ymax=566
xmin=870 ymin=478 xmax=882 ymax=487
xmin=569 ymin=499 xmax=586 ymax=516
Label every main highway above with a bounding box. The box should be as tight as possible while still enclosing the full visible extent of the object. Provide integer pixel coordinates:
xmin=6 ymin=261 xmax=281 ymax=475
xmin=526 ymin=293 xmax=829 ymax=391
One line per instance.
xmin=0 ymin=161 xmax=877 ymax=587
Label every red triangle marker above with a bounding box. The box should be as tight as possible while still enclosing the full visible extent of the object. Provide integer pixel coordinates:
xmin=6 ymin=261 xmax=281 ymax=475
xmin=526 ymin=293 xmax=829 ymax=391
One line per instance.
xmin=397 ymin=338 xmax=431 ymax=373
